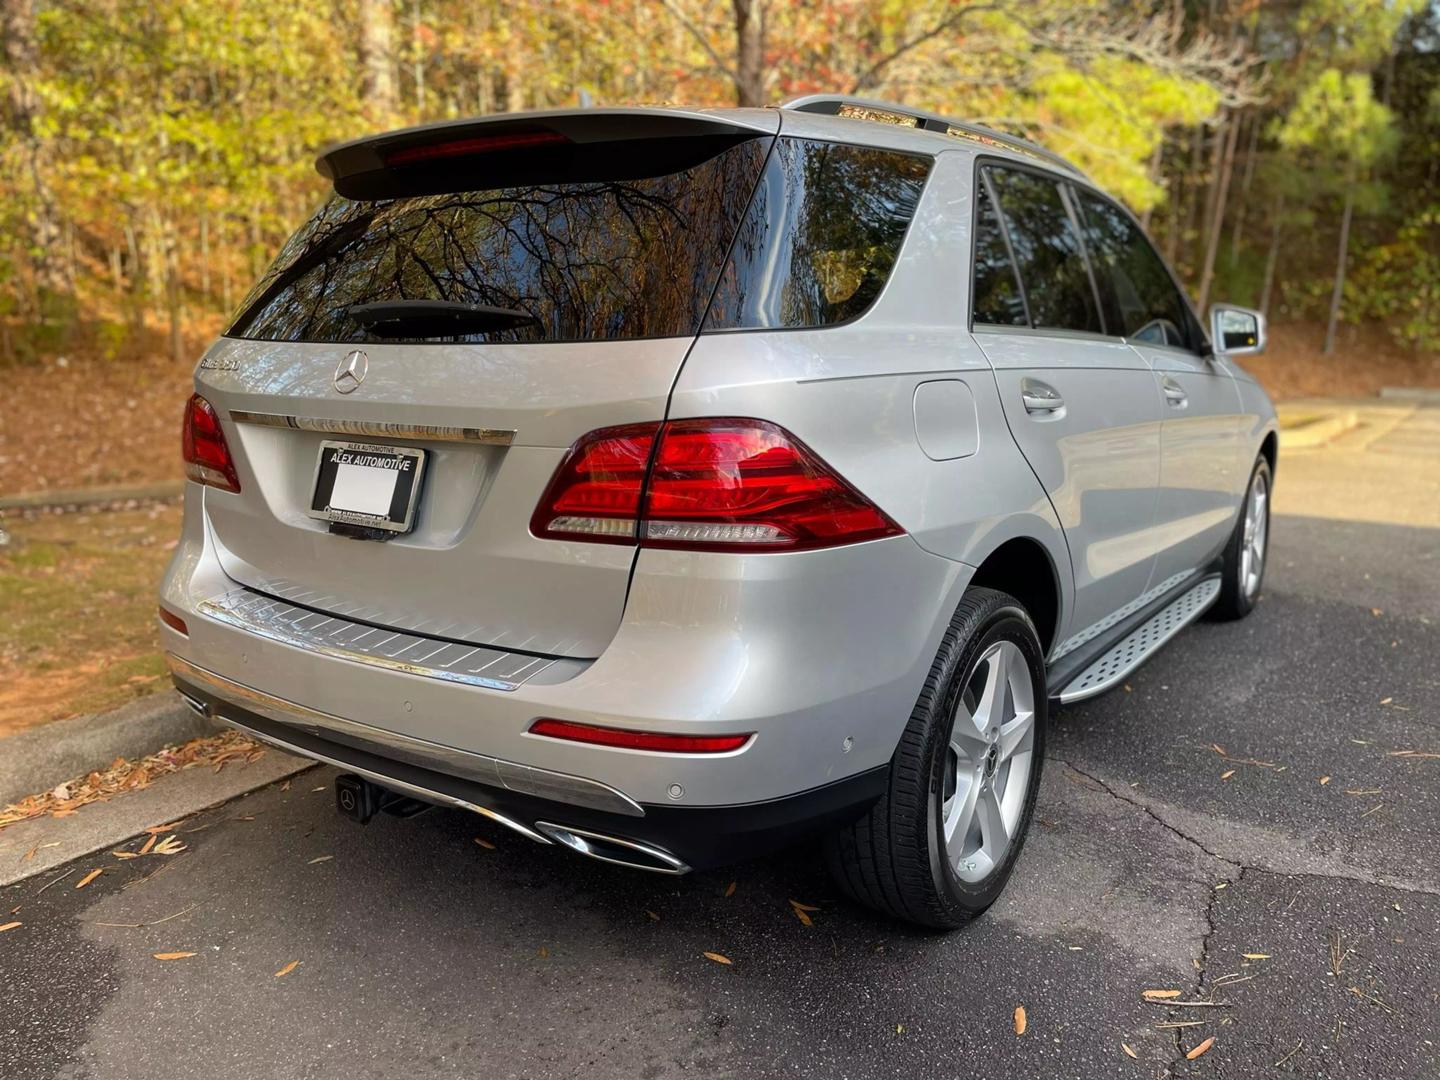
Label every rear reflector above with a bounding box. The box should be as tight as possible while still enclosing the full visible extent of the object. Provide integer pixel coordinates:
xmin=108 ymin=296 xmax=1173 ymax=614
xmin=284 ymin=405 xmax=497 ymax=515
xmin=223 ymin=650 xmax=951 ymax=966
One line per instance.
xmin=529 ymin=718 xmax=752 ymax=754
xmin=182 ymin=394 xmax=241 ymax=493
xmin=531 ymin=418 xmax=902 ymax=552
xmin=158 ymin=606 xmax=188 ymax=635
xmin=384 ymin=130 xmax=570 ymax=166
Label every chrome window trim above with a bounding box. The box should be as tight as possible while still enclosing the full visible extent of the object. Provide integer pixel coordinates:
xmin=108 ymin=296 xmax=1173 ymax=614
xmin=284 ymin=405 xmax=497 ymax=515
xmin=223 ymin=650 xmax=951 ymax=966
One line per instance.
xmin=229 ymin=410 xmax=515 ymax=446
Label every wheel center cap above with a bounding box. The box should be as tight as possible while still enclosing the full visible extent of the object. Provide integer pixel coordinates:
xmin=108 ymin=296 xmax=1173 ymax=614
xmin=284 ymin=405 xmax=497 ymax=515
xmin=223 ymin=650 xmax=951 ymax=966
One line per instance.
xmin=984 ymin=744 xmax=999 ymax=777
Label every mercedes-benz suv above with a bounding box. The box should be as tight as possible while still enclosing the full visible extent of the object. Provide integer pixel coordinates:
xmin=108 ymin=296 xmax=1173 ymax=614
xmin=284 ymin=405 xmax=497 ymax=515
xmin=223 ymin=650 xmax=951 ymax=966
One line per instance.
xmin=160 ymin=95 xmax=1277 ymax=928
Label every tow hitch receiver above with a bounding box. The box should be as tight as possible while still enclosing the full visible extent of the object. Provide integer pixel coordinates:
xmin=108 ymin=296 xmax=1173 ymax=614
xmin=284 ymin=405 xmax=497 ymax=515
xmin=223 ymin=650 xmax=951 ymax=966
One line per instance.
xmin=334 ymin=774 xmax=431 ymax=824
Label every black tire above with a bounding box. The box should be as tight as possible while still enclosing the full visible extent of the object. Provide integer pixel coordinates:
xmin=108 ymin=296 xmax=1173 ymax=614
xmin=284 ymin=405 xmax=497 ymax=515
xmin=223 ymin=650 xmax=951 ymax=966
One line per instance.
xmin=823 ymin=587 xmax=1047 ymax=929
xmin=1210 ymin=455 xmax=1272 ymax=621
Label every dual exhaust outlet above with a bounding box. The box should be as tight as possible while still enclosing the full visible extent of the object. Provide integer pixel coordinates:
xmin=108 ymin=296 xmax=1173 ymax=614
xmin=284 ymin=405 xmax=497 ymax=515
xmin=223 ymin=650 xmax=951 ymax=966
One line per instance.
xmin=333 ymin=772 xmax=689 ymax=876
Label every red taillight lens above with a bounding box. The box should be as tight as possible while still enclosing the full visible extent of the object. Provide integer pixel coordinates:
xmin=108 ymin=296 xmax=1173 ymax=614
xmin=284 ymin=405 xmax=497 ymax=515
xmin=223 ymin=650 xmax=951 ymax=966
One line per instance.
xmin=158 ymin=606 xmax=188 ymax=635
xmin=531 ymin=418 xmax=902 ymax=552
xmin=530 ymin=422 xmax=659 ymax=544
xmin=529 ymin=718 xmax=752 ymax=754
xmin=182 ymin=394 xmax=240 ymax=493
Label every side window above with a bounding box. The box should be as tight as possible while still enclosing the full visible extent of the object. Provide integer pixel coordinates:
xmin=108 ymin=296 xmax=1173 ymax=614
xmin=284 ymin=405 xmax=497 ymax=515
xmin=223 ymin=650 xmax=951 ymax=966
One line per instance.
xmin=1072 ymin=189 xmax=1193 ymax=350
xmin=972 ymin=173 xmax=1027 ymax=326
xmin=986 ymin=166 xmax=1102 ymax=335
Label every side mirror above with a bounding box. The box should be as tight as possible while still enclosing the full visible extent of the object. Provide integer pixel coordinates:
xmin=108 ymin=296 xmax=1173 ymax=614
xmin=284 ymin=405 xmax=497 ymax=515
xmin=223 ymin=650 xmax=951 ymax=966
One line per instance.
xmin=1208 ymin=304 xmax=1266 ymax=358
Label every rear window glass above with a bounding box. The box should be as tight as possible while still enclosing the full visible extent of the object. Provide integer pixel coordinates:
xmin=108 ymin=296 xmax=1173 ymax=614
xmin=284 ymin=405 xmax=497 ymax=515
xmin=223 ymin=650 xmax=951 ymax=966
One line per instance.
xmin=971 ymin=173 xmax=1028 ymax=327
xmin=226 ymin=137 xmax=771 ymax=344
xmin=703 ymin=140 xmax=931 ymax=331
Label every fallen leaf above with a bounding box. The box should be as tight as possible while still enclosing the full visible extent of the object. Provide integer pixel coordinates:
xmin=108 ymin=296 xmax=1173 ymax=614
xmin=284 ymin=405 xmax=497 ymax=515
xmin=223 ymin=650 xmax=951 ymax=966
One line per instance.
xmin=1014 ymin=1005 xmax=1027 ymax=1035
xmin=1243 ymin=953 xmax=1271 ymax=960
xmin=152 ymin=951 xmax=196 ymax=961
xmin=1319 ymin=776 xmax=1331 ymax=785
xmin=1121 ymin=1042 xmax=1137 ymax=1059
xmin=1211 ymin=744 xmax=1227 ymax=756
xmin=703 ymin=951 xmax=733 ymax=965
xmin=280 ymin=781 xmax=291 ymax=792
xmin=1142 ymin=989 xmax=1182 ymax=1000
xmin=143 ymin=820 xmax=187 ymax=835
xmin=23 ymin=846 xmax=36 ymax=861
xmin=311 ymin=786 xmax=326 ymax=792
xmin=725 ymin=881 xmax=736 ymax=897
xmin=111 ymin=850 xmax=140 ymax=860
xmin=1186 ymin=1037 xmax=1215 ymax=1060
xmin=138 ymin=834 xmax=157 ymax=856
xmin=150 ymin=835 xmax=186 ymax=855
xmin=0 ymin=921 xmax=20 ymax=933
xmin=537 ymin=945 xmax=549 ymax=959
xmin=1371 ymin=608 xmax=1383 ymax=617
xmin=645 ymin=910 xmax=661 ymax=922
xmin=274 ymin=960 xmax=300 ymax=978
xmin=792 ymin=906 xmax=813 ymax=927
xmin=473 ymin=838 xmax=495 ymax=850
xmin=307 ymin=855 xmax=333 ymax=865
xmin=75 ymin=869 xmax=103 ymax=890
xmin=1380 ymin=697 xmax=1393 ymax=705
xmin=789 ymin=900 xmax=821 ymax=912
xmin=1220 ymin=769 xmax=1235 ymax=781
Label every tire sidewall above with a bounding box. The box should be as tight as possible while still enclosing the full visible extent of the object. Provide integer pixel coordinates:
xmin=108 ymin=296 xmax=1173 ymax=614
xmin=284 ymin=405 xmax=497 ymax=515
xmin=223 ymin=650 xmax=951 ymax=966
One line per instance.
xmin=1228 ymin=456 xmax=1272 ymax=617
xmin=921 ymin=596 xmax=1048 ymax=919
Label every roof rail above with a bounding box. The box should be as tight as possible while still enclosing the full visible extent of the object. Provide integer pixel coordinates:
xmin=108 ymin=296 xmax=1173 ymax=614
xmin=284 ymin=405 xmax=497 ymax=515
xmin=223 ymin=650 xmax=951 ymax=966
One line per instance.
xmin=780 ymin=94 xmax=1083 ymax=177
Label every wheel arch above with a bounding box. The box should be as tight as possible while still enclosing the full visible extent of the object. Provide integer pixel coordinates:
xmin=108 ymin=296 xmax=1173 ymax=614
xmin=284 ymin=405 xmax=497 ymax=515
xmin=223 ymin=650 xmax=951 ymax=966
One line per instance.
xmin=1259 ymin=428 xmax=1278 ymax=478
xmin=966 ymin=536 xmax=1063 ymax=658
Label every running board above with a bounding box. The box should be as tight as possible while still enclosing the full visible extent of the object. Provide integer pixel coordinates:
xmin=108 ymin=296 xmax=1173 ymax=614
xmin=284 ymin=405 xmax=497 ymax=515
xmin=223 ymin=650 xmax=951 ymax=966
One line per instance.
xmin=1055 ymin=576 xmax=1221 ymax=704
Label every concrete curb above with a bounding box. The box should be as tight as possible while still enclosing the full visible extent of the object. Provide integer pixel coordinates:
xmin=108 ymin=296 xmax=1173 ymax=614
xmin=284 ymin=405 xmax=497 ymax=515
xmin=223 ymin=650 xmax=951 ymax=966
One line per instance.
xmin=1378 ymin=386 xmax=1440 ymax=403
xmin=0 ymin=480 xmax=183 ymax=514
xmin=0 ymin=692 xmax=216 ymax=809
xmin=1277 ymin=408 xmax=1358 ymax=450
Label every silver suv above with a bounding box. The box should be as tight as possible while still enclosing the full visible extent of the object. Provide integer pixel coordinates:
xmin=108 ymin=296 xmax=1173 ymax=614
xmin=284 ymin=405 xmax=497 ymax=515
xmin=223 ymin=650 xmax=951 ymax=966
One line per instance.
xmin=160 ymin=96 xmax=1276 ymax=928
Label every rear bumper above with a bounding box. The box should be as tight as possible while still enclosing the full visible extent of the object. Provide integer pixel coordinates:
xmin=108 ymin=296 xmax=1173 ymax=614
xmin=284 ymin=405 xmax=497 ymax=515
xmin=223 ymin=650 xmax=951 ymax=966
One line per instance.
xmin=170 ymin=659 xmax=886 ymax=872
xmin=159 ymin=483 xmax=971 ymax=811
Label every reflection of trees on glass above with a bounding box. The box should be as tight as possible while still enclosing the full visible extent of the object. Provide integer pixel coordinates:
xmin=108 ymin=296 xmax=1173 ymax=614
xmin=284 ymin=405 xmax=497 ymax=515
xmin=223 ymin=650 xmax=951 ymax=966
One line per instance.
xmin=972 ymin=176 xmax=1027 ymax=326
xmin=229 ymin=140 xmax=768 ymax=344
xmin=986 ymin=167 xmax=1102 ymax=335
xmin=1072 ymin=191 xmax=1193 ymax=348
xmin=705 ymin=140 xmax=930 ymax=330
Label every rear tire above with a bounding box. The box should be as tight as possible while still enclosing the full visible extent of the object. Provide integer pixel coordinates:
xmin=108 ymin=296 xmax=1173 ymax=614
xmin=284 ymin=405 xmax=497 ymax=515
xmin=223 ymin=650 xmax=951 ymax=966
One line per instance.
xmin=823 ymin=587 xmax=1047 ymax=929
xmin=1210 ymin=455 xmax=1271 ymax=621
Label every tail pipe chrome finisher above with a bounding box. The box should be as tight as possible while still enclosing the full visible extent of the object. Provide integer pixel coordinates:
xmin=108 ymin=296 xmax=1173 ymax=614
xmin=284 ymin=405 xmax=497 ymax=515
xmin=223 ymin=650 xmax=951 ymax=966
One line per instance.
xmin=535 ymin=822 xmax=690 ymax=875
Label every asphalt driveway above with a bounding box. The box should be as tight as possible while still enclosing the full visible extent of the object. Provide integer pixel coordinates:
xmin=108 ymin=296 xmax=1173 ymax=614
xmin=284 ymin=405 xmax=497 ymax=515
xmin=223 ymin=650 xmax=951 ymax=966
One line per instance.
xmin=2 ymin=405 xmax=1437 ymax=1080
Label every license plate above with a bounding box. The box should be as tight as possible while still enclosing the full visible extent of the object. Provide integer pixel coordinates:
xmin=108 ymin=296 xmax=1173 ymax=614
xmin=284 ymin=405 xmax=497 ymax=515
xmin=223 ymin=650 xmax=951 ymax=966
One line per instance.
xmin=308 ymin=440 xmax=427 ymax=534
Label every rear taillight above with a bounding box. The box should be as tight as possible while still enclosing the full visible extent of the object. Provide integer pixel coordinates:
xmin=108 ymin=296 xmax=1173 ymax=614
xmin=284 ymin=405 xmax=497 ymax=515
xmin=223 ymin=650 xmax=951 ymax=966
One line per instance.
xmin=531 ymin=418 xmax=902 ymax=552
xmin=529 ymin=718 xmax=753 ymax=754
xmin=182 ymin=394 xmax=240 ymax=493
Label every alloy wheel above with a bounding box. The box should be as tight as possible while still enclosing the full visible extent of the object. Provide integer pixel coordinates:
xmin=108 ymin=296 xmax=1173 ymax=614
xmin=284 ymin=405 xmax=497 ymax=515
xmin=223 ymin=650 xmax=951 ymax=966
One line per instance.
xmin=1240 ymin=470 xmax=1269 ymax=600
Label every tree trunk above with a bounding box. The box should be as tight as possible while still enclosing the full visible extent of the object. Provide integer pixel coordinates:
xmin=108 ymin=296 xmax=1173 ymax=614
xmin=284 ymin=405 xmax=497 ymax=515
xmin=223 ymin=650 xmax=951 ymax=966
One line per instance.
xmin=1323 ymin=176 xmax=1356 ymax=356
xmin=358 ymin=0 xmax=397 ymax=117
xmin=1259 ymin=192 xmax=1283 ymax=318
xmin=1 ymin=0 xmax=73 ymax=304
xmin=1197 ymin=117 xmax=1240 ymax=313
xmin=1229 ymin=111 xmax=1261 ymax=261
xmin=732 ymin=0 xmax=765 ymax=107
xmin=1140 ymin=136 xmax=1164 ymax=232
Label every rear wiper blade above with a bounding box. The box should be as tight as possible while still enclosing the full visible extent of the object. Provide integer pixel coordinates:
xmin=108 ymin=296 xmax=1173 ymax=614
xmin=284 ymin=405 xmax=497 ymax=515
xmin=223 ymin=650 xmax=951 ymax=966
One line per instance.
xmin=346 ymin=300 xmax=539 ymax=338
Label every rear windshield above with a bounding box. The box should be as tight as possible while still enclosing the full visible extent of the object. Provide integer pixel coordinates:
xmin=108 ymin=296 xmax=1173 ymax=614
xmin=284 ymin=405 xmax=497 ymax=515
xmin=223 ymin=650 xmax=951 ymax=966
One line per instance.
xmin=226 ymin=136 xmax=930 ymax=345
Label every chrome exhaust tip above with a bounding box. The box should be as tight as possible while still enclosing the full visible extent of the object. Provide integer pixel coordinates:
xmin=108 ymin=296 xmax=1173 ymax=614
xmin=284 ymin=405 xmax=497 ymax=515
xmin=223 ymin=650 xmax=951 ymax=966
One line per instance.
xmin=535 ymin=822 xmax=690 ymax=875
xmin=177 ymin=690 xmax=210 ymax=718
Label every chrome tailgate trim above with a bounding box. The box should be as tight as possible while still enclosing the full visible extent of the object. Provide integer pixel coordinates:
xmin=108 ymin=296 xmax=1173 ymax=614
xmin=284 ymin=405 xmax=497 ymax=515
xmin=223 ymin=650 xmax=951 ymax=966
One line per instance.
xmin=197 ymin=587 xmax=587 ymax=692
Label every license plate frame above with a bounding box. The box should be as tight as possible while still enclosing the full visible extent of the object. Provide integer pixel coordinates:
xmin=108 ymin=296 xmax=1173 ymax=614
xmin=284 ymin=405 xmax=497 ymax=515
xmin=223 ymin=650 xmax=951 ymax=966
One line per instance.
xmin=307 ymin=439 xmax=428 ymax=535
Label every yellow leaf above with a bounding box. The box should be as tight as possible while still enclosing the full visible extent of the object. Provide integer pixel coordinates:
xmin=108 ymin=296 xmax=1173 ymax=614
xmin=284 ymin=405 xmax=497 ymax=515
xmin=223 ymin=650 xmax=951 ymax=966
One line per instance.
xmin=703 ymin=951 xmax=732 ymax=965
xmin=0 ymin=921 xmax=20 ymax=933
xmin=153 ymin=951 xmax=196 ymax=961
xmin=792 ymin=906 xmax=813 ymax=927
xmin=1186 ymin=1036 xmax=1215 ymax=1060
xmin=1142 ymin=989 xmax=1182 ymax=1000
xmin=1121 ymin=1042 xmax=1137 ymax=1059
xmin=1380 ymin=697 xmax=1393 ymax=705
xmin=1014 ymin=1005 xmax=1027 ymax=1035
xmin=274 ymin=960 xmax=300 ymax=978
xmin=151 ymin=835 xmax=186 ymax=855
xmin=1220 ymin=770 xmax=1235 ymax=781
xmin=724 ymin=881 xmax=736 ymax=897
xmin=75 ymin=869 xmax=103 ymax=889
xmin=474 ymin=838 xmax=496 ymax=850
xmin=1242 ymin=953 xmax=1271 ymax=960
xmin=789 ymin=899 xmax=821 ymax=912
xmin=1371 ymin=608 xmax=1383 ymax=617
xmin=1319 ymin=776 xmax=1331 ymax=785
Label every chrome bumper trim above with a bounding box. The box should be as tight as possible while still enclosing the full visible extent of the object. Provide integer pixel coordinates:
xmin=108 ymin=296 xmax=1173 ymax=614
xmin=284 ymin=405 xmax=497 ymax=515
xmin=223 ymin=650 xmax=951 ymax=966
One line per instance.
xmin=197 ymin=587 xmax=587 ymax=693
xmin=166 ymin=653 xmax=645 ymax=817
xmin=534 ymin=822 xmax=690 ymax=875
xmin=229 ymin=410 xmax=515 ymax=446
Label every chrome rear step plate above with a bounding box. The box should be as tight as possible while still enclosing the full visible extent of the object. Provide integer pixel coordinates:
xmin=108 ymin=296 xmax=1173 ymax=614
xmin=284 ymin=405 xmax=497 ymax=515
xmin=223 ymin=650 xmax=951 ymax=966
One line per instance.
xmin=1056 ymin=576 xmax=1221 ymax=704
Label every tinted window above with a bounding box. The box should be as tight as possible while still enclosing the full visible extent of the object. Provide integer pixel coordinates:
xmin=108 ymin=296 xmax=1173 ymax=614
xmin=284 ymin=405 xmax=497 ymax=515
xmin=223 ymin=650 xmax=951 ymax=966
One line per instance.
xmin=227 ymin=138 xmax=770 ymax=344
xmin=1073 ymin=190 xmax=1193 ymax=349
xmin=704 ymin=140 xmax=930 ymax=330
xmin=971 ymin=173 xmax=1027 ymax=326
xmin=987 ymin=167 xmax=1102 ymax=334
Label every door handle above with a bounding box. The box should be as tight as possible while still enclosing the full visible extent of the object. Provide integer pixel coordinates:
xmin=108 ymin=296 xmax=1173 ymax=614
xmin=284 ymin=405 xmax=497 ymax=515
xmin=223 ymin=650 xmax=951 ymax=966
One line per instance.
xmin=1161 ymin=377 xmax=1188 ymax=408
xmin=1020 ymin=378 xmax=1065 ymax=415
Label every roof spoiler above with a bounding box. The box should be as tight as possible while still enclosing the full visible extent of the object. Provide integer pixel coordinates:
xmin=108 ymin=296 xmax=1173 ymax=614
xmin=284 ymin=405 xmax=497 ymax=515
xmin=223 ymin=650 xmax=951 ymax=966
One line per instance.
xmin=781 ymin=94 xmax=1083 ymax=177
xmin=315 ymin=108 xmax=778 ymax=199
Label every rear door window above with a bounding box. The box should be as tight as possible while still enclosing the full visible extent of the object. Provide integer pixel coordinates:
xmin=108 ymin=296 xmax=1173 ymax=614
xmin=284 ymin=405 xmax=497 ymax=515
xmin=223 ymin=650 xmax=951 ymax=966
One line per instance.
xmin=971 ymin=172 xmax=1028 ymax=326
xmin=703 ymin=140 xmax=931 ymax=330
xmin=227 ymin=137 xmax=771 ymax=344
xmin=1072 ymin=189 xmax=1195 ymax=349
xmin=985 ymin=166 xmax=1103 ymax=335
